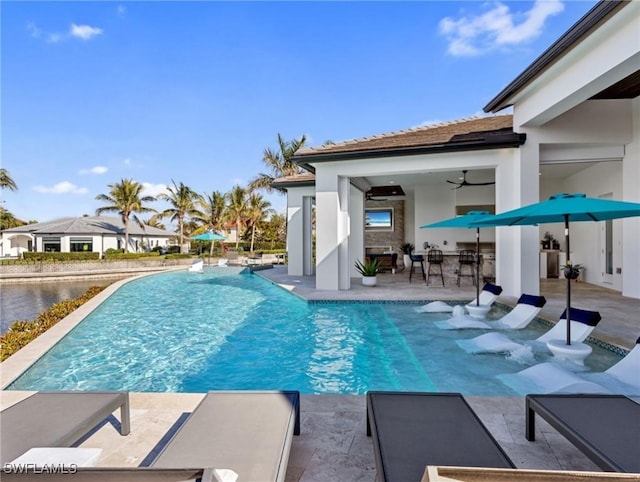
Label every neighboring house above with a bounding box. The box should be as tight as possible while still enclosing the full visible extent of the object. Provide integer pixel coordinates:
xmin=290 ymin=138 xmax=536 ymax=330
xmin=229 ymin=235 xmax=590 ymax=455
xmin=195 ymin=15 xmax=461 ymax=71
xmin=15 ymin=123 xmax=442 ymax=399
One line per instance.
xmin=0 ymin=216 xmax=176 ymax=257
xmin=276 ymin=0 xmax=640 ymax=301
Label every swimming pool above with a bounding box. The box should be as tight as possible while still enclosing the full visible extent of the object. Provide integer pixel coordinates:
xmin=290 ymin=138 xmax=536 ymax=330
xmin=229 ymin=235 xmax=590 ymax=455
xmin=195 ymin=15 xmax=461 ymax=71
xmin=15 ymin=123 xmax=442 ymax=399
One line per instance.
xmin=6 ymin=268 xmax=623 ymax=395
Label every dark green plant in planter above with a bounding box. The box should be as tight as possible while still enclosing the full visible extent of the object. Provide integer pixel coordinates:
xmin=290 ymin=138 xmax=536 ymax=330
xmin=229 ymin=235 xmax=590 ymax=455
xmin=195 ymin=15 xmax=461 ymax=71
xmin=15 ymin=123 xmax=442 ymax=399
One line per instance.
xmin=400 ymin=242 xmax=415 ymax=255
xmin=355 ymin=258 xmax=381 ymax=277
xmin=562 ymin=263 xmax=583 ymax=280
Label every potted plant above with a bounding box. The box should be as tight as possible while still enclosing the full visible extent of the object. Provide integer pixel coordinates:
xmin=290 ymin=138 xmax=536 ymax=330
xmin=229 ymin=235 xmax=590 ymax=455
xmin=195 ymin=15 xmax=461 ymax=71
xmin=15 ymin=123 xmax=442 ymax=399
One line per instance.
xmin=355 ymin=258 xmax=381 ymax=286
xmin=562 ymin=263 xmax=583 ymax=280
xmin=400 ymin=242 xmax=415 ymax=270
xmin=542 ymin=232 xmax=554 ymax=250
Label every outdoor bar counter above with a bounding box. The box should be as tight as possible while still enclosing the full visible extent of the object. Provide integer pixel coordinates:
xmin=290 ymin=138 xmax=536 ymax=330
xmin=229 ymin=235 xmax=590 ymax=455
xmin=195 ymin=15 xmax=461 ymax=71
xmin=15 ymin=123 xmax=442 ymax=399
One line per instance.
xmin=413 ymin=251 xmax=485 ymax=286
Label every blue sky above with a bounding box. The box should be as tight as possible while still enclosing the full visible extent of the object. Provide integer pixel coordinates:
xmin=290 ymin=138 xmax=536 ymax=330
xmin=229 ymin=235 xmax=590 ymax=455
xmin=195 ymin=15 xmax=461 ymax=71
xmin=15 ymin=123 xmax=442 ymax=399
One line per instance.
xmin=1 ymin=0 xmax=597 ymax=223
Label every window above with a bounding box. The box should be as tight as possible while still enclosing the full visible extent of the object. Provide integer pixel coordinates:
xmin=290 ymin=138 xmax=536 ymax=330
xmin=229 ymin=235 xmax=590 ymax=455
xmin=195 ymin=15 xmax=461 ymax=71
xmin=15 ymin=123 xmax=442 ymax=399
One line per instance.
xmin=365 ymin=208 xmax=393 ymax=231
xmin=70 ymin=238 xmax=93 ymax=252
xmin=42 ymin=237 xmax=61 ymax=252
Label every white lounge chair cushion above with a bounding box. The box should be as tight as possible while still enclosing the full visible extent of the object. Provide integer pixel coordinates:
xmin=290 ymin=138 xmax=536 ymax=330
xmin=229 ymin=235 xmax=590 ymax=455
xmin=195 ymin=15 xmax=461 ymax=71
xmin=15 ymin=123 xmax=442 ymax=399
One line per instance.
xmin=10 ymin=447 xmax=102 ymax=467
xmin=457 ymin=332 xmax=524 ymax=353
xmin=435 ymin=316 xmax=491 ymax=330
xmin=493 ymin=294 xmax=546 ymax=329
xmin=600 ymin=339 xmax=640 ymax=387
xmin=466 ymin=283 xmax=503 ymax=307
xmin=536 ymin=308 xmax=600 ymax=343
xmin=497 ymin=362 xmax=610 ymax=395
xmin=415 ymin=301 xmax=453 ymax=313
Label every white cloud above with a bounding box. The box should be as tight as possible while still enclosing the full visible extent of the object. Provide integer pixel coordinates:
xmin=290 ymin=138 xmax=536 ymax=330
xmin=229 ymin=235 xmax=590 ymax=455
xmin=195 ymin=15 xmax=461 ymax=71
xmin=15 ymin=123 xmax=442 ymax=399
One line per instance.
xmin=79 ymin=166 xmax=108 ymax=175
xmin=123 ymin=158 xmax=132 ymax=166
xmin=70 ymin=23 xmax=103 ymax=40
xmin=439 ymin=0 xmax=565 ymax=57
xmin=141 ymin=182 xmax=168 ymax=198
xmin=33 ymin=181 xmax=88 ymax=194
xmin=117 ymin=5 xmax=127 ymax=16
xmin=27 ymin=22 xmax=42 ymax=39
xmin=27 ymin=21 xmax=103 ymax=43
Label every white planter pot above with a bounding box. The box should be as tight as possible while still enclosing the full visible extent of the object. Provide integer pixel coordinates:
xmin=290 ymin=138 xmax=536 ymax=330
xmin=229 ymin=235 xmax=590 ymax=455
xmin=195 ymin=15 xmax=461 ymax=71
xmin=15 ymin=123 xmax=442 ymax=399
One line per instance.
xmin=362 ymin=276 xmax=377 ymax=287
xmin=403 ymin=254 xmax=412 ymax=269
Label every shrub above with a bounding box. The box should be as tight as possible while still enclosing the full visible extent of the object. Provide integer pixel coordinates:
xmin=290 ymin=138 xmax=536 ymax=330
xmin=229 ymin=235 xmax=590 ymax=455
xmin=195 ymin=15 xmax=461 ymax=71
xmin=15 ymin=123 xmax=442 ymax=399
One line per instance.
xmin=0 ymin=285 xmax=107 ymax=361
xmin=22 ymin=252 xmax=101 ymax=261
xmin=103 ymin=252 xmax=160 ymax=260
xmin=165 ymin=253 xmax=192 ymax=259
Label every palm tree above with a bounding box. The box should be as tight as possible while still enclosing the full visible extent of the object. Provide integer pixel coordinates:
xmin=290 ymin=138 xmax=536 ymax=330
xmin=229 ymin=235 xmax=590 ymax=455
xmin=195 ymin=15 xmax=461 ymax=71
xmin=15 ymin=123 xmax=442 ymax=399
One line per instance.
xmin=95 ymin=179 xmax=157 ymax=252
xmin=246 ymin=192 xmax=273 ymax=252
xmin=193 ymin=191 xmax=227 ymax=256
xmin=0 ymin=206 xmax=24 ymax=230
xmin=144 ymin=217 xmax=166 ymax=230
xmin=249 ymin=133 xmax=307 ymax=193
xmin=0 ymin=169 xmax=17 ymax=191
xmin=154 ymin=180 xmax=200 ymax=253
xmin=225 ymin=185 xmax=248 ymax=250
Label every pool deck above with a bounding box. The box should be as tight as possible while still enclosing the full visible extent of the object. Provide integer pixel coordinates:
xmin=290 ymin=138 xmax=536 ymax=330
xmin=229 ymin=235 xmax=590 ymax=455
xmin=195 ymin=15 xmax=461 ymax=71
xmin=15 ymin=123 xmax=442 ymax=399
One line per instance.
xmin=2 ymin=265 xmax=639 ymax=481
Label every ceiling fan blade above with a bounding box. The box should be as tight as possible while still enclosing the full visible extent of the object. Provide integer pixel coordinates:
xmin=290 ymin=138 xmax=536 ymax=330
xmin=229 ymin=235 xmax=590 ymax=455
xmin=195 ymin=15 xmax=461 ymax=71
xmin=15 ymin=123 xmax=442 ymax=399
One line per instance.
xmin=468 ymin=181 xmax=496 ymax=186
xmin=446 ymin=180 xmax=460 ymax=185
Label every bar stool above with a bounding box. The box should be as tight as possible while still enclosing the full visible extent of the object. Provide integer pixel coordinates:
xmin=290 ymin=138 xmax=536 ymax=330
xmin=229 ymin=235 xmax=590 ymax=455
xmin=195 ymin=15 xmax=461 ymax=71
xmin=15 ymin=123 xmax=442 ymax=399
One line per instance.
xmin=409 ymin=254 xmax=425 ymax=283
xmin=427 ymin=249 xmax=445 ymax=286
xmin=457 ymin=250 xmax=476 ymax=287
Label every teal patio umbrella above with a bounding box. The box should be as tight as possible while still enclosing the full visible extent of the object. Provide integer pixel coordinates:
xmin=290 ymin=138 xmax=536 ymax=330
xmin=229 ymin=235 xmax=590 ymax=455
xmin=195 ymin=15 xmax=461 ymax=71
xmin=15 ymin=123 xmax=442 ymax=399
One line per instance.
xmin=191 ymin=231 xmax=226 ymax=241
xmin=420 ymin=210 xmax=494 ymax=306
xmin=473 ymin=192 xmax=640 ymax=345
xmin=191 ymin=231 xmax=226 ymax=264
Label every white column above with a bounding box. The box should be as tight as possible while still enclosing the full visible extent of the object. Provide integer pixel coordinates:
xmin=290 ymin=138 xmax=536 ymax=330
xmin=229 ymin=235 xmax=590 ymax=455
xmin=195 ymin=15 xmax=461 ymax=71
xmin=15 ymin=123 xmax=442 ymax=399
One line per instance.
xmin=622 ymin=98 xmax=640 ymax=299
xmin=286 ymin=186 xmax=315 ymax=276
xmin=315 ymin=171 xmax=352 ymax=290
xmin=494 ymin=136 xmax=540 ymax=298
xmin=302 ymin=196 xmax=314 ymax=276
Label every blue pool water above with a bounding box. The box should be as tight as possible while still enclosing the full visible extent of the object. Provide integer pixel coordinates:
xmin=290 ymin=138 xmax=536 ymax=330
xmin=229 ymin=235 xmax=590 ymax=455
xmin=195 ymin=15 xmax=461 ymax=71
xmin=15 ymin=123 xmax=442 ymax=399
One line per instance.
xmin=7 ymin=268 xmax=622 ymax=395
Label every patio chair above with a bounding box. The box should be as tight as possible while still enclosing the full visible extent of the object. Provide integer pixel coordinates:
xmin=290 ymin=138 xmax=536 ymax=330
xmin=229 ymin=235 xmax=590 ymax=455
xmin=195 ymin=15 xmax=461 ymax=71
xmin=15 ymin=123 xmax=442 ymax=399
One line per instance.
xmin=456 ymin=307 xmax=600 ymax=354
xmin=151 ymin=390 xmax=300 ymax=482
xmin=187 ymin=259 xmax=204 ymax=272
xmin=497 ymin=337 xmax=640 ymax=396
xmin=0 ymin=391 xmax=130 ymax=466
xmin=366 ymin=391 xmax=514 ymax=482
xmin=446 ymin=293 xmax=546 ymax=334
xmin=525 ymin=394 xmax=640 ymax=472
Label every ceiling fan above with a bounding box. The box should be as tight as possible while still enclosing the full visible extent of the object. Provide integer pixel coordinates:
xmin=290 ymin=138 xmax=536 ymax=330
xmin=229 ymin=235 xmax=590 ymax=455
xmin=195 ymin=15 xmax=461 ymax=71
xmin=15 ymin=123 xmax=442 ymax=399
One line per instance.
xmin=446 ymin=170 xmax=496 ymax=189
xmin=366 ymin=192 xmax=388 ymax=202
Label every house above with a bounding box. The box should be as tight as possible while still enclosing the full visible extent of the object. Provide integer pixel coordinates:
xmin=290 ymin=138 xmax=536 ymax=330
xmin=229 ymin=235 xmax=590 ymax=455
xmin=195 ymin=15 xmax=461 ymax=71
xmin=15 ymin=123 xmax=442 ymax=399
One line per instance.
xmin=0 ymin=216 xmax=176 ymax=257
xmin=276 ymin=0 xmax=640 ymax=301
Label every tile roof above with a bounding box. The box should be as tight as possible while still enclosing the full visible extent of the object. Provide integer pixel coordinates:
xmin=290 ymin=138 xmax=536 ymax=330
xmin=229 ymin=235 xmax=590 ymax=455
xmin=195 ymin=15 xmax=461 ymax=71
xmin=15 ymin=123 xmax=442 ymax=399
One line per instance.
xmin=271 ymin=172 xmax=316 ymax=188
xmin=3 ymin=216 xmax=175 ymax=236
xmin=294 ymin=115 xmax=514 ymax=158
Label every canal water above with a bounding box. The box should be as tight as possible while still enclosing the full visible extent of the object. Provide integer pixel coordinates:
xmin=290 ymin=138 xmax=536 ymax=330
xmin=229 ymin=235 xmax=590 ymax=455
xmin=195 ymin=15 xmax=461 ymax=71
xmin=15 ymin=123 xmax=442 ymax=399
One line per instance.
xmin=0 ymin=279 xmax=121 ymax=334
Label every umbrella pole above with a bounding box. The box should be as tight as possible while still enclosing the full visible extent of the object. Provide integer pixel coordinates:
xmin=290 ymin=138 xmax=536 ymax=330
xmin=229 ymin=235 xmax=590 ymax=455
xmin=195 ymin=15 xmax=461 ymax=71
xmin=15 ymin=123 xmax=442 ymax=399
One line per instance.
xmin=564 ymin=214 xmax=571 ymax=345
xmin=476 ymin=228 xmax=480 ymax=306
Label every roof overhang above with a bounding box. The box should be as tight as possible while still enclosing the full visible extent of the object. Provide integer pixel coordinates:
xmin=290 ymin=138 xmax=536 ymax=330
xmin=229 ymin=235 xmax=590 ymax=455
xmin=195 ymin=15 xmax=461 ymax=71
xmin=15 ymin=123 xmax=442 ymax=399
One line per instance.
xmin=294 ymin=132 xmax=526 ymax=172
xmin=484 ymin=1 xmax=630 ymax=113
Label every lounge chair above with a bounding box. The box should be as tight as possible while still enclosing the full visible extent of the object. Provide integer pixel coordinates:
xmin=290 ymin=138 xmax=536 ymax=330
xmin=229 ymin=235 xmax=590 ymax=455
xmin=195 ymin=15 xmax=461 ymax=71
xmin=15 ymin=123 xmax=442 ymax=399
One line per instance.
xmin=415 ymin=283 xmax=502 ymax=314
xmin=457 ymin=307 xmax=600 ymax=354
xmin=423 ymin=465 xmax=640 ymax=481
xmin=151 ymin=390 xmax=300 ymax=482
xmin=440 ymin=293 xmax=546 ymax=331
xmin=187 ymin=259 xmax=204 ymax=272
xmin=466 ymin=282 xmax=503 ymax=308
xmin=525 ymin=394 xmax=640 ymax=472
xmin=0 ymin=391 xmax=130 ymax=466
xmin=497 ymin=337 xmax=640 ymax=395
xmin=366 ymin=391 xmax=514 ymax=482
